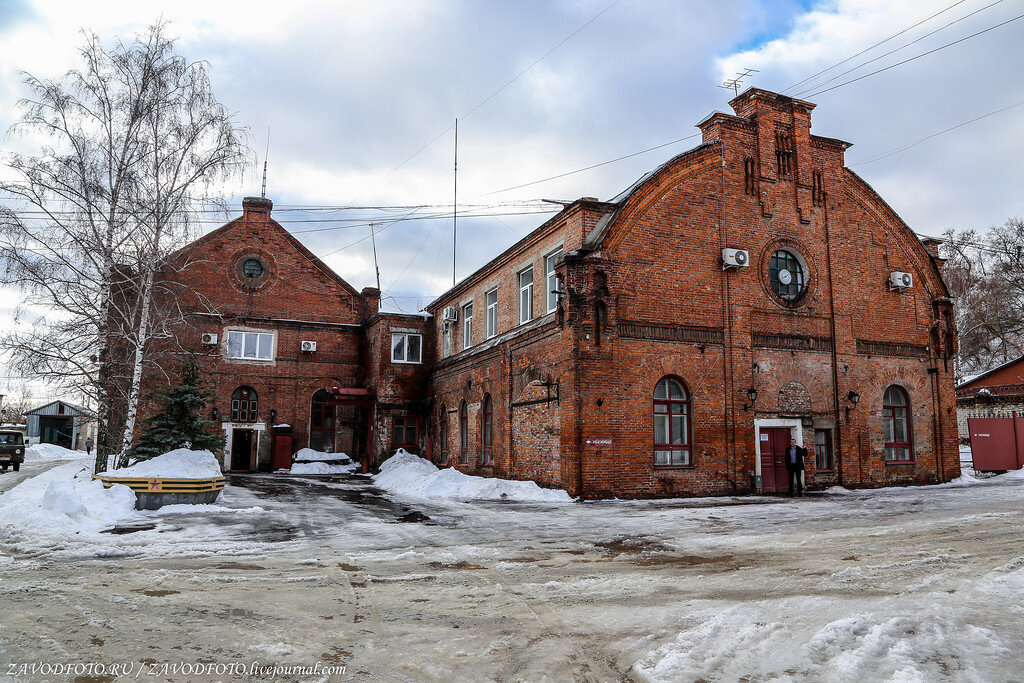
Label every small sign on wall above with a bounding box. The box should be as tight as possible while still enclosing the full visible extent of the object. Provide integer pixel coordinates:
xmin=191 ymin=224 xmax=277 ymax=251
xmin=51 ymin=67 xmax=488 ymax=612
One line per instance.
xmin=586 ymin=437 xmax=612 ymax=447
xmin=760 ymin=433 xmax=769 ymax=441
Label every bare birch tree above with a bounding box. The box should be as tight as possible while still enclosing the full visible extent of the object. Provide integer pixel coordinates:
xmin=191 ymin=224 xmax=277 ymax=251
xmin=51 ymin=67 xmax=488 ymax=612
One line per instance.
xmin=0 ymin=22 xmax=248 ymax=472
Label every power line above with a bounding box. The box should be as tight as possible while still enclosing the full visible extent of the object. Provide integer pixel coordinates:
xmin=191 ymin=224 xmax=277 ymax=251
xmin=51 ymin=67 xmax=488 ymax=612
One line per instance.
xmin=792 ymin=0 xmax=1008 ymax=99
xmin=333 ymin=0 xmax=622 ymax=211
xmin=783 ymin=0 xmax=968 ymax=94
xmin=850 ymin=97 xmax=1024 ymax=166
xmin=482 ymin=132 xmax=702 ymax=196
xmin=802 ymin=10 xmax=1024 ymax=99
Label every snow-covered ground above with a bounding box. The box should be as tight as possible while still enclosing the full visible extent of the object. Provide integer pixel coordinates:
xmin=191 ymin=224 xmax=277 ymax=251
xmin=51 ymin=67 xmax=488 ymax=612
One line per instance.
xmin=373 ymin=449 xmax=573 ymax=502
xmin=292 ymin=447 xmax=351 ymax=463
xmin=289 ymin=460 xmax=359 ymax=475
xmin=98 ymin=448 xmax=223 ymax=478
xmin=23 ymin=443 xmax=87 ymax=461
xmin=0 ymin=461 xmax=1023 ymax=679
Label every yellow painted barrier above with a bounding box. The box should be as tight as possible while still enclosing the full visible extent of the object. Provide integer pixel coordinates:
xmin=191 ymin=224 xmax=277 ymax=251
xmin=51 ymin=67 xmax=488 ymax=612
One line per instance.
xmin=92 ymin=475 xmax=226 ymax=494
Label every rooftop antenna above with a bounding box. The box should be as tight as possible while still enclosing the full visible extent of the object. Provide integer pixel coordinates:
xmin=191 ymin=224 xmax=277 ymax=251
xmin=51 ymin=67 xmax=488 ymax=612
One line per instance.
xmin=719 ymin=68 xmax=759 ymax=97
xmin=452 ymin=118 xmax=458 ymax=288
xmin=261 ymin=126 xmax=271 ymax=198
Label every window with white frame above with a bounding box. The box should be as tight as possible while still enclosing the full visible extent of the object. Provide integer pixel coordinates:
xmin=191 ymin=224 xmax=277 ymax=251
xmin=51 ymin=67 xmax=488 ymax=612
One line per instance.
xmin=226 ymin=330 xmax=274 ymax=361
xmin=545 ymin=247 xmax=563 ymax=313
xmin=463 ymin=302 xmax=473 ymax=350
xmin=485 ymin=288 xmax=498 ymax=339
xmin=519 ymin=266 xmax=534 ymax=324
xmin=391 ymin=333 xmax=422 ymax=364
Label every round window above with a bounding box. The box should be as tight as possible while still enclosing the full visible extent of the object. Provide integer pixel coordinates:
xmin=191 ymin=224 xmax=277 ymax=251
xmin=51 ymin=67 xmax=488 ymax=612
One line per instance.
xmin=242 ymin=258 xmax=265 ymax=279
xmin=768 ymin=249 xmax=805 ymax=300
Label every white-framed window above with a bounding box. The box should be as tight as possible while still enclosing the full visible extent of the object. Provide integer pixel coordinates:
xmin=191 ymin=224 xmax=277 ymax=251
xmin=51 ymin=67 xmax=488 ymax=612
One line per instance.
xmin=227 ymin=330 xmax=274 ymax=361
xmin=392 ymin=333 xmax=422 ymax=364
xmin=462 ymin=302 xmax=473 ymax=350
xmin=485 ymin=288 xmax=498 ymax=339
xmin=545 ymin=247 xmax=563 ymax=313
xmin=519 ymin=266 xmax=534 ymax=324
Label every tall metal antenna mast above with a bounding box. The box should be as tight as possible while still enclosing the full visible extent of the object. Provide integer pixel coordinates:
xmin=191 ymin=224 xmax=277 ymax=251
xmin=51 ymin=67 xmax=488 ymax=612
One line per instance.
xmin=261 ymin=127 xmax=271 ymax=198
xmin=719 ymin=68 xmax=759 ymax=96
xmin=370 ymin=222 xmax=381 ymax=291
xmin=452 ymin=118 xmax=458 ymax=287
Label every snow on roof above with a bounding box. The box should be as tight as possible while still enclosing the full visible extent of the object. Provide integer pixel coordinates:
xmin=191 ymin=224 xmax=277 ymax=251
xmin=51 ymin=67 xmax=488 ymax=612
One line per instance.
xmin=956 ymin=354 xmax=1024 ymax=388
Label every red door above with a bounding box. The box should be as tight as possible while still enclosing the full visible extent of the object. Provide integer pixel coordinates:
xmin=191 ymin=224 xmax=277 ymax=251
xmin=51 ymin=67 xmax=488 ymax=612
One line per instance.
xmin=272 ymin=430 xmax=293 ymax=470
xmin=760 ymin=427 xmax=793 ymax=493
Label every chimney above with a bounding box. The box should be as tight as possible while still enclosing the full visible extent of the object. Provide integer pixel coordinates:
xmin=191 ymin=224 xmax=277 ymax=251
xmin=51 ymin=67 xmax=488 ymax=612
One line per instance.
xmin=242 ymin=196 xmax=273 ymax=220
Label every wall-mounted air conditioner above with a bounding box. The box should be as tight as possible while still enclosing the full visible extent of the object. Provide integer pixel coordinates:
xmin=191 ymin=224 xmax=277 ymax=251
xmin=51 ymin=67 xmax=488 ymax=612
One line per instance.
xmin=201 ymin=333 xmax=218 ymax=345
xmin=442 ymin=306 xmax=459 ymax=322
xmin=300 ymin=340 xmax=317 ymax=352
xmin=722 ymin=248 xmax=749 ymax=270
xmin=889 ymin=272 xmax=913 ymax=290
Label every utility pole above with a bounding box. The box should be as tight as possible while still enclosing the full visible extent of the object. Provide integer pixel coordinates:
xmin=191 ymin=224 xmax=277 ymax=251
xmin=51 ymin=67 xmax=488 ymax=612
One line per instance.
xmin=261 ymin=126 xmax=270 ymax=198
xmin=370 ymin=222 xmax=381 ymax=291
xmin=452 ymin=117 xmax=458 ymax=288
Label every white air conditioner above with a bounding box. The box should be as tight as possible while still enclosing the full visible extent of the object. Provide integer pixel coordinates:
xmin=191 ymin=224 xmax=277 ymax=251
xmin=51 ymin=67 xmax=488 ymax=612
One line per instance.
xmin=442 ymin=306 xmax=459 ymax=322
xmin=722 ymin=248 xmax=749 ymax=270
xmin=300 ymin=340 xmax=317 ymax=352
xmin=201 ymin=333 xmax=218 ymax=346
xmin=889 ymin=271 xmax=913 ymax=290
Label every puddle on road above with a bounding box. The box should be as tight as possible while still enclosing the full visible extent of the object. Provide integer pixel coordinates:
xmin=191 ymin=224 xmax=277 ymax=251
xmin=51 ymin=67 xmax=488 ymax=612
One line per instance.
xmin=628 ymin=553 xmax=737 ymax=568
xmin=102 ymin=523 xmax=157 ymax=535
xmin=131 ymin=588 xmax=180 ymax=597
xmin=215 ymin=562 xmax=267 ymax=570
xmin=594 ymin=537 xmax=673 ymax=555
xmin=426 ymin=561 xmax=484 ymax=570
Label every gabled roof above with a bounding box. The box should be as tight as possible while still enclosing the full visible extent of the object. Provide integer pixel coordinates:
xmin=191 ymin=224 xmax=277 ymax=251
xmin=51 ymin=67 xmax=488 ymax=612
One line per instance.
xmin=172 ymin=204 xmax=363 ymax=299
xmin=25 ymin=400 xmax=96 ymax=418
xmin=957 ymin=355 xmax=1024 ymax=389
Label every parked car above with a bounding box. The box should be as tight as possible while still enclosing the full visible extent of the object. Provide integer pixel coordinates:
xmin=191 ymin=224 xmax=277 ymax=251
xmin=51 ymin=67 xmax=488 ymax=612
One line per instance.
xmin=0 ymin=430 xmax=25 ymax=472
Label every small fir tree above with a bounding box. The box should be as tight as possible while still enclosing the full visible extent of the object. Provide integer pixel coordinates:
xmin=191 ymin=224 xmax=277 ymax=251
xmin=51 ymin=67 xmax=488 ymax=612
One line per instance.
xmin=125 ymin=356 xmax=225 ymax=464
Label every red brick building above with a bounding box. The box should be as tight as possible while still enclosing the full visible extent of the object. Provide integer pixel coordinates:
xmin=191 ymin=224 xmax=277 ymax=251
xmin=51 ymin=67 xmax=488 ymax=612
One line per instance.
xmin=142 ymin=88 xmax=959 ymax=497
xmin=426 ymin=88 xmax=959 ymax=498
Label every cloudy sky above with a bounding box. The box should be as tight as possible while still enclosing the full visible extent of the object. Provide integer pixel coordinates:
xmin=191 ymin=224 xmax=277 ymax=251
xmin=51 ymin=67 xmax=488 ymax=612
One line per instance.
xmin=1 ymin=0 xmax=1022 ymax=401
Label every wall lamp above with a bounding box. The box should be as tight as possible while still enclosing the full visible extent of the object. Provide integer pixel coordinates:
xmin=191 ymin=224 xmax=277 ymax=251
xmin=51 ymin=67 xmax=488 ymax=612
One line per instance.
xmin=743 ymin=387 xmax=758 ymax=412
xmin=211 ymin=406 xmax=219 ymax=421
xmin=845 ymin=390 xmax=860 ymax=421
xmin=269 ymin=409 xmax=277 ymax=425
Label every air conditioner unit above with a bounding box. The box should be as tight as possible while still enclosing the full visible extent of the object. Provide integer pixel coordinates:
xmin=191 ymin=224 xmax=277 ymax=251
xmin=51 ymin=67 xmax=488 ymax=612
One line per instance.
xmin=722 ymin=248 xmax=750 ymax=270
xmin=442 ymin=306 xmax=459 ymax=322
xmin=300 ymin=340 xmax=317 ymax=352
xmin=889 ymin=271 xmax=913 ymax=290
xmin=201 ymin=333 xmax=218 ymax=346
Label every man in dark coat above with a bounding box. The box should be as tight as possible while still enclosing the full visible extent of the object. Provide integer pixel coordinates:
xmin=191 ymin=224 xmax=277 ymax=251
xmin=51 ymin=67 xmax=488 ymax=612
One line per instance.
xmin=784 ymin=437 xmax=806 ymax=497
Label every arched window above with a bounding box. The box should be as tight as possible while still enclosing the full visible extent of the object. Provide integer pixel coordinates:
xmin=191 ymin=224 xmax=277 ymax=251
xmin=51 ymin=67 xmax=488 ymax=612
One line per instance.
xmin=654 ymin=377 xmax=691 ymax=466
xmin=882 ymin=385 xmax=912 ymax=461
xmin=438 ymin=404 xmax=449 ymax=465
xmin=459 ymin=400 xmax=469 ymax=465
xmin=231 ymin=386 xmax=258 ymax=423
xmin=481 ymin=394 xmax=494 ymax=465
xmin=310 ymin=389 xmax=335 ymax=452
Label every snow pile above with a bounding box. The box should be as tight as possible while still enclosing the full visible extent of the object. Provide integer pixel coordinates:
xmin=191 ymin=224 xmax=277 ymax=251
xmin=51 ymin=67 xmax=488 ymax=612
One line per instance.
xmin=293 ymin=448 xmax=351 ymax=463
xmin=631 ymin=585 xmax=1017 ymax=682
xmin=24 ymin=443 xmax=86 ymax=462
xmin=290 ymin=461 xmax=359 ymax=475
xmin=0 ymin=462 xmax=137 ymax=533
xmin=373 ymin=449 xmax=573 ymax=502
xmin=99 ymin=448 xmax=222 ymax=479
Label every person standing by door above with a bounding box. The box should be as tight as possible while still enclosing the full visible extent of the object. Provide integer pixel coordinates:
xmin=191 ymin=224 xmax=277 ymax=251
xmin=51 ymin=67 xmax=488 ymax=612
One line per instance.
xmin=785 ymin=437 xmax=806 ymax=497
xmin=85 ymin=437 xmax=94 ymax=457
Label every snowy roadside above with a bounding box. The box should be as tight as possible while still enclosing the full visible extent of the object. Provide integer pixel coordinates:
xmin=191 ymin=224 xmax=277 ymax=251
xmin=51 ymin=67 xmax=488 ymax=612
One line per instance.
xmin=373 ymin=449 xmax=573 ymax=503
xmin=0 ymin=450 xmax=276 ymax=561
